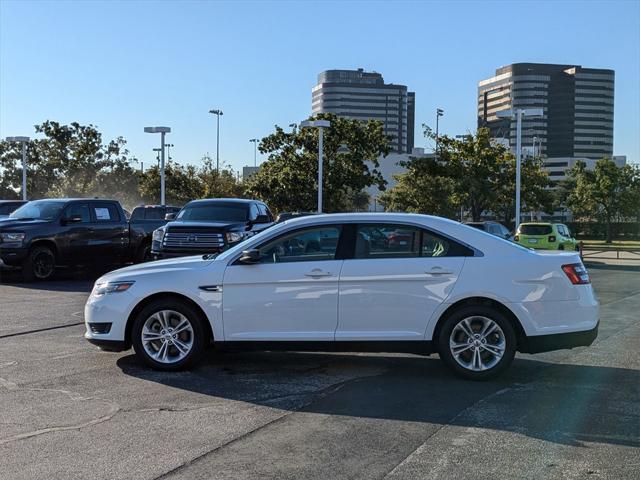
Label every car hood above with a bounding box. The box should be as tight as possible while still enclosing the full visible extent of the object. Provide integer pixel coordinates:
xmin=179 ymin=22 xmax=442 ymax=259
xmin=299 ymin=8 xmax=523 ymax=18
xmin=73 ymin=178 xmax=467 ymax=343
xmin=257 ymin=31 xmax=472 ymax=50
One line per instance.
xmin=0 ymin=218 xmax=52 ymax=230
xmin=165 ymin=220 xmax=246 ymax=230
xmin=98 ymin=255 xmax=215 ymax=282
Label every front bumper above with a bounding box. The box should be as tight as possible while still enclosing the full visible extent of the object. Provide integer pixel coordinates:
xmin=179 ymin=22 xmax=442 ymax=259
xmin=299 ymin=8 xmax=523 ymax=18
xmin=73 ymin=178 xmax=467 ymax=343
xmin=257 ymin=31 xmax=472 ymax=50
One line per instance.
xmin=84 ymin=290 xmax=136 ymax=350
xmin=0 ymin=246 xmax=29 ymax=267
xmin=86 ymin=338 xmax=127 ymax=352
xmin=520 ymin=320 xmax=599 ymax=353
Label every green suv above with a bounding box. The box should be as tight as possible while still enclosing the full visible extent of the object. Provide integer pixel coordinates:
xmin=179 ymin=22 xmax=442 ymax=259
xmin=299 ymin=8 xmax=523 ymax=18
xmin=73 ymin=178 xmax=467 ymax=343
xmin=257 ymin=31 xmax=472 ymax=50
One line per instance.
xmin=514 ymin=222 xmax=579 ymax=251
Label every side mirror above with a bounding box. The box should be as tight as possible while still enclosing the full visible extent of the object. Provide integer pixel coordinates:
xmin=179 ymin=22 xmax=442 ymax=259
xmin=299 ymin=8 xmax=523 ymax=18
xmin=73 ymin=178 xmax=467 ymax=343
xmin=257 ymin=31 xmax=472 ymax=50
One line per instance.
xmin=165 ymin=213 xmax=176 ymax=221
xmin=62 ymin=215 xmax=83 ymax=225
xmin=253 ymin=214 xmax=270 ymax=224
xmin=239 ymin=249 xmax=261 ymax=264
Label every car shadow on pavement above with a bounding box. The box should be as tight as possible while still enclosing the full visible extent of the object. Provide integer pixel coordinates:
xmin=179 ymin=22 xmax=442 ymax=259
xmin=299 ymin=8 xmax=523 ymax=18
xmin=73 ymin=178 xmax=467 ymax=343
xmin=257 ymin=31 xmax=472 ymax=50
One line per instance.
xmin=117 ymin=351 xmax=639 ymax=449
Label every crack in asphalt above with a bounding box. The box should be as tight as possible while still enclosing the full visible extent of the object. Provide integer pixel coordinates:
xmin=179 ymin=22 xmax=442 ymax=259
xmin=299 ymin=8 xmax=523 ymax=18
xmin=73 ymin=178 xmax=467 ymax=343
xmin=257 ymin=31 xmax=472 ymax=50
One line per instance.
xmin=0 ymin=322 xmax=84 ymax=339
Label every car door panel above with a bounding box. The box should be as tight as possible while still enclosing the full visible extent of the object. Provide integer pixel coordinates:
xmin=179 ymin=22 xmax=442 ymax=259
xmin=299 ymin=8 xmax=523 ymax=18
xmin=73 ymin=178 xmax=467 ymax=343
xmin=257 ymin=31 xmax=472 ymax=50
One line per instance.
xmin=222 ymin=225 xmax=344 ymax=341
xmin=336 ymin=223 xmax=466 ymax=341
xmin=337 ymin=257 xmax=464 ymax=340
xmin=222 ymin=260 xmax=342 ymax=340
xmin=89 ymin=203 xmax=129 ymax=262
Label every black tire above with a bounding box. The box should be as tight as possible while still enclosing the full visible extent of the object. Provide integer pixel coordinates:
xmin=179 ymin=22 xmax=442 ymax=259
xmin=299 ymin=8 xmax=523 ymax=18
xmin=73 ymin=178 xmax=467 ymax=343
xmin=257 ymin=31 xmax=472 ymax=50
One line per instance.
xmin=132 ymin=299 xmax=206 ymax=371
xmin=22 ymin=245 xmax=56 ymax=281
xmin=136 ymin=242 xmax=153 ymax=263
xmin=437 ymin=305 xmax=517 ymax=381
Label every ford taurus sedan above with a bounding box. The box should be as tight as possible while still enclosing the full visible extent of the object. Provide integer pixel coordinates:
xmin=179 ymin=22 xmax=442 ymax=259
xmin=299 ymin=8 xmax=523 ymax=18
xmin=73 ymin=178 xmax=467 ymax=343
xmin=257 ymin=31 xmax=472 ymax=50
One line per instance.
xmin=84 ymin=213 xmax=599 ymax=380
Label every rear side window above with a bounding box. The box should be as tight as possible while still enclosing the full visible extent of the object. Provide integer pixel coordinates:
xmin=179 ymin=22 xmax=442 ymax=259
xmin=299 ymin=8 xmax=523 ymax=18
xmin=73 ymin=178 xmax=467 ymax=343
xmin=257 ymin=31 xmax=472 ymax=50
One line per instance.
xmin=353 ymin=224 xmax=471 ymax=259
xmin=92 ymin=203 xmax=120 ymax=222
xmin=520 ymin=224 xmax=552 ymax=235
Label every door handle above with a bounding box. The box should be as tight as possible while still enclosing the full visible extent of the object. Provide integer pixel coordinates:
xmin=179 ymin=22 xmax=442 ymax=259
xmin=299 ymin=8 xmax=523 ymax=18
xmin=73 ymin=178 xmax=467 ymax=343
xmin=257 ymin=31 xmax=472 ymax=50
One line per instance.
xmin=426 ymin=267 xmax=453 ymax=275
xmin=305 ymin=269 xmax=332 ymax=277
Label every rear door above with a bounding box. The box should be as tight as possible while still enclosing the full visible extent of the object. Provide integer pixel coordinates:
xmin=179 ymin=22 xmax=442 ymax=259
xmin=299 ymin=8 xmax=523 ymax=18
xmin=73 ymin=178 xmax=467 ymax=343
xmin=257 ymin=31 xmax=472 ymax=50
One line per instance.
xmin=89 ymin=202 xmax=129 ymax=262
xmin=222 ymin=224 xmax=344 ymax=341
xmin=336 ymin=223 xmax=468 ymax=341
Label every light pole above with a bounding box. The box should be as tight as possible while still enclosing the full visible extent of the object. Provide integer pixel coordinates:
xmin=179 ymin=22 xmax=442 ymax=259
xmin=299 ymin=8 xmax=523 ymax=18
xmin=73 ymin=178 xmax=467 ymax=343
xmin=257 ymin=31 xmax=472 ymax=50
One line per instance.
xmin=300 ymin=119 xmax=331 ymax=213
xmin=5 ymin=136 xmax=30 ymax=200
xmin=435 ymin=108 xmax=444 ymax=161
xmin=144 ymin=127 xmax=171 ymax=205
xmin=249 ymin=138 xmax=259 ymax=167
xmin=496 ymin=108 xmax=543 ymax=228
xmin=209 ymin=109 xmax=223 ymax=172
xmin=165 ymin=143 xmax=174 ymax=162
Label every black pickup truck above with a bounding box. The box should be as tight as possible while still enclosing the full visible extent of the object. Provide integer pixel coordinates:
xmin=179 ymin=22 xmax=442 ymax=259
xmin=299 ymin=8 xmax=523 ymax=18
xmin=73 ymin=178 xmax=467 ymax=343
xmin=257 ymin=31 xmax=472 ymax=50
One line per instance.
xmin=152 ymin=198 xmax=275 ymax=259
xmin=0 ymin=198 xmax=171 ymax=281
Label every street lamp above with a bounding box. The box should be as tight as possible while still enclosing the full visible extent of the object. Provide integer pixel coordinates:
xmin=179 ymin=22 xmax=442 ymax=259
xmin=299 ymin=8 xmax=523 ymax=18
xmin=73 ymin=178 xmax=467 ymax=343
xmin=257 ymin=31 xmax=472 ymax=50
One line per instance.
xmin=5 ymin=136 xmax=30 ymax=201
xmin=435 ymin=108 xmax=444 ymax=161
xmin=249 ymin=138 xmax=259 ymax=167
xmin=496 ymin=108 xmax=543 ymax=228
xmin=299 ymin=119 xmax=331 ymax=213
xmin=209 ymin=109 xmax=223 ymax=172
xmin=144 ymin=126 xmax=171 ymax=205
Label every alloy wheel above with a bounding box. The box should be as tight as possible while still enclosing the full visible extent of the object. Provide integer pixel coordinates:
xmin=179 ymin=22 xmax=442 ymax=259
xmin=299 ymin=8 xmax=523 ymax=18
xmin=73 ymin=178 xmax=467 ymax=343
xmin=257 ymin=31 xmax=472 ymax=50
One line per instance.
xmin=141 ymin=310 xmax=194 ymax=364
xmin=449 ymin=316 xmax=506 ymax=372
xmin=33 ymin=251 xmax=55 ymax=279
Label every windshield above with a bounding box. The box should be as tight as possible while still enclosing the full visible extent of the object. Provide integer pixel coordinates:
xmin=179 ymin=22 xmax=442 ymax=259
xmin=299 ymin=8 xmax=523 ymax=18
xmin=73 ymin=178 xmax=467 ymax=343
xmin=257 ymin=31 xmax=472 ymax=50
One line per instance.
xmin=520 ymin=224 xmax=553 ymax=235
xmin=9 ymin=200 xmax=65 ymax=220
xmin=176 ymin=203 xmax=249 ymax=222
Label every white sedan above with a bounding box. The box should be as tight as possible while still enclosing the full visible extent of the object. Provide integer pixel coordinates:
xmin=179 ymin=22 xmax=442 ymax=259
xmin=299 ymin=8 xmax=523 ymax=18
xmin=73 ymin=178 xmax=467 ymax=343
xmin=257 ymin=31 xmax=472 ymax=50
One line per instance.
xmin=84 ymin=213 xmax=599 ymax=380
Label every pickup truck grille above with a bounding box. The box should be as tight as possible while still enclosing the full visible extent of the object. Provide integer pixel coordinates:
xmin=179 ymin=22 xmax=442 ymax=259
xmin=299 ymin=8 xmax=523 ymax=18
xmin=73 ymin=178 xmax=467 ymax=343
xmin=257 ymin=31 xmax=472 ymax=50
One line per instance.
xmin=163 ymin=230 xmax=225 ymax=249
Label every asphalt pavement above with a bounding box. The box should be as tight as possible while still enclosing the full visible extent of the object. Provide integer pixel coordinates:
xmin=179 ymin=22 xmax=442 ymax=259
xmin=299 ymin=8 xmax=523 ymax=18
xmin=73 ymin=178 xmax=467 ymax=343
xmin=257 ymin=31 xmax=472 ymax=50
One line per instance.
xmin=0 ymin=263 xmax=638 ymax=479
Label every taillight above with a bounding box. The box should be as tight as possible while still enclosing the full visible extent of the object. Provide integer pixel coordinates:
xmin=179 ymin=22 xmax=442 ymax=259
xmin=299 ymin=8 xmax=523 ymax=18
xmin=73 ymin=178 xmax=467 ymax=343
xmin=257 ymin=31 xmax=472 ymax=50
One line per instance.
xmin=514 ymin=235 xmax=519 ymax=241
xmin=562 ymin=263 xmax=590 ymax=285
xmin=548 ymin=236 xmax=556 ymax=242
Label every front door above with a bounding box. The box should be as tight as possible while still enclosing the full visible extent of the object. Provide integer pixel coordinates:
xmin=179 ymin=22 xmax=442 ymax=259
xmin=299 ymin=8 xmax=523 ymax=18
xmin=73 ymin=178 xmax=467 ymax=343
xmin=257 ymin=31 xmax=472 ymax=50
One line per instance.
xmin=336 ymin=223 xmax=466 ymax=341
xmin=59 ymin=202 xmax=92 ymax=263
xmin=222 ymin=225 xmax=343 ymax=341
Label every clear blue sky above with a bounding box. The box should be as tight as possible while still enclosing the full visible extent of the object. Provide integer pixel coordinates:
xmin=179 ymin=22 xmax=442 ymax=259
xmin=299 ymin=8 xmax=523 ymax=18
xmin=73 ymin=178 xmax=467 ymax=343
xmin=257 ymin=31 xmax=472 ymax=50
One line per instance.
xmin=1 ymin=0 xmax=639 ymax=171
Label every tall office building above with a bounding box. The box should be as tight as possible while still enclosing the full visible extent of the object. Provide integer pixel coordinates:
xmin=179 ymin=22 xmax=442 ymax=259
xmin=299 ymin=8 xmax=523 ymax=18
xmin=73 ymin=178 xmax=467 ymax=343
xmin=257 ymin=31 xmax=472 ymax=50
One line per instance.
xmin=478 ymin=63 xmax=614 ymax=160
xmin=312 ymin=68 xmax=415 ymax=153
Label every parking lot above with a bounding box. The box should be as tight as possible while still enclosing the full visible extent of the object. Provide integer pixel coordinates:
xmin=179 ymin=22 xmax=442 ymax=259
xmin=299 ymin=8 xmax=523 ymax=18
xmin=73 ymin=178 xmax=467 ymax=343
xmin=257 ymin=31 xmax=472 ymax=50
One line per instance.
xmin=0 ymin=262 xmax=638 ymax=479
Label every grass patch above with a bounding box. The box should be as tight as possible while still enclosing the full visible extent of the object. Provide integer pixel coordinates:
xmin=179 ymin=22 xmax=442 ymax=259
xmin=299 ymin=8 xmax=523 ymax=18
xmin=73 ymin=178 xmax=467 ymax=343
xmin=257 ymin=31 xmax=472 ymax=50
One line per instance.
xmin=580 ymin=239 xmax=640 ymax=249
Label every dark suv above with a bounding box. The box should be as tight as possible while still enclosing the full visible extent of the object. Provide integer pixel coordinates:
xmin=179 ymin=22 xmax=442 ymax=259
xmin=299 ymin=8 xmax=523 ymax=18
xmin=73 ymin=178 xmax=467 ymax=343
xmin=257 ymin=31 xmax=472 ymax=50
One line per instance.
xmin=151 ymin=198 xmax=274 ymax=259
xmin=464 ymin=221 xmax=512 ymax=240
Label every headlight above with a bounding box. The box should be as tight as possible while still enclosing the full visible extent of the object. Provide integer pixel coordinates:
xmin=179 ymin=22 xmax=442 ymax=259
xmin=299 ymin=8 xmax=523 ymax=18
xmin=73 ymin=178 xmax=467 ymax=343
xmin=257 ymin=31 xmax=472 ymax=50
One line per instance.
xmin=225 ymin=232 xmax=245 ymax=244
xmin=152 ymin=228 xmax=165 ymax=242
xmin=0 ymin=232 xmax=25 ymax=243
xmin=92 ymin=281 xmax=135 ymax=296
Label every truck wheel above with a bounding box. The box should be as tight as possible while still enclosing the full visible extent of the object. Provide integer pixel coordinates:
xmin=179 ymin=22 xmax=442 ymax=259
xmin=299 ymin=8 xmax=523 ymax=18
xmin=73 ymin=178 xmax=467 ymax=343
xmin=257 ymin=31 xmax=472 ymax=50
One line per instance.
xmin=136 ymin=243 xmax=153 ymax=263
xmin=22 ymin=246 xmax=56 ymax=281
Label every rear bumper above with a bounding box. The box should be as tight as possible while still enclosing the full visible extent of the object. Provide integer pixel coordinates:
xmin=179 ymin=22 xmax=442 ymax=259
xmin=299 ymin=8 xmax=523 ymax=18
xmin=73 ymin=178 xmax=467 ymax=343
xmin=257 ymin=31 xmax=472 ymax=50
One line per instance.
xmin=520 ymin=320 xmax=599 ymax=353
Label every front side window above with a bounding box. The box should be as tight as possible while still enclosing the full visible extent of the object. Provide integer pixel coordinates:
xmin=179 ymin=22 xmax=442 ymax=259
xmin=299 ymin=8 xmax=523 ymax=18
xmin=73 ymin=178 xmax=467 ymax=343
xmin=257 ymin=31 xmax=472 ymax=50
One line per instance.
xmin=257 ymin=226 xmax=342 ymax=263
xmin=65 ymin=203 xmax=91 ymax=223
xmin=354 ymin=224 xmax=450 ymax=259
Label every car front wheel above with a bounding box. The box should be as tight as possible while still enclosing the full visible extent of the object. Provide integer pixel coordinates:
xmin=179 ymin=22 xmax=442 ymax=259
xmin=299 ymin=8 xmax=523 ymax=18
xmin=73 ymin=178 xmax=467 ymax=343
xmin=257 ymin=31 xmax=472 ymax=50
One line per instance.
xmin=438 ymin=305 xmax=517 ymax=380
xmin=132 ymin=299 xmax=206 ymax=371
xmin=22 ymin=245 xmax=56 ymax=281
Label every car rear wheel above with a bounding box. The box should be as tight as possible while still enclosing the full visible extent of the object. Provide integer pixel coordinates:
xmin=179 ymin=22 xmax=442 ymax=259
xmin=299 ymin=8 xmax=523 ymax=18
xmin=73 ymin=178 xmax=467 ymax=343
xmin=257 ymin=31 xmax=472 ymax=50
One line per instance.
xmin=22 ymin=245 xmax=56 ymax=281
xmin=132 ymin=299 xmax=206 ymax=371
xmin=438 ymin=305 xmax=516 ymax=380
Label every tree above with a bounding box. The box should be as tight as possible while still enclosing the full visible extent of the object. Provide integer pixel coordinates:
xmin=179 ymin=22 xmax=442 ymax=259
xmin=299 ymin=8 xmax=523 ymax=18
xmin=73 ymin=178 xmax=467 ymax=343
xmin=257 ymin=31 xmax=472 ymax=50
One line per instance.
xmin=380 ymin=127 xmax=551 ymax=224
xmin=245 ymin=113 xmax=389 ymax=213
xmin=138 ymin=161 xmax=204 ymax=206
xmin=564 ymin=158 xmax=640 ymax=243
xmin=198 ymin=155 xmax=245 ymax=199
xmin=0 ymin=121 xmax=142 ymax=206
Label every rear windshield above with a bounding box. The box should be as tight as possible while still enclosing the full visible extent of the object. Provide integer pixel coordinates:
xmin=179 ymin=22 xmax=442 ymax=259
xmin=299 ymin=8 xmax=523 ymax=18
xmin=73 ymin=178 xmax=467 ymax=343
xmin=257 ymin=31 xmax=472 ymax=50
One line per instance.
xmin=520 ymin=224 xmax=552 ymax=235
xmin=177 ymin=203 xmax=249 ymax=222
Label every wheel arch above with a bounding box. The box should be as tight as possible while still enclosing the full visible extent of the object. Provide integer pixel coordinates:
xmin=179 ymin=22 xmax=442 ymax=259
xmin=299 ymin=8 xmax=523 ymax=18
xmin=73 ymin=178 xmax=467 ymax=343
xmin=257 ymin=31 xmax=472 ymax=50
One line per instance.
xmin=29 ymin=239 xmax=58 ymax=259
xmin=125 ymin=292 xmax=214 ymax=349
xmin=431 ymin=296 xmax=527 ymax=349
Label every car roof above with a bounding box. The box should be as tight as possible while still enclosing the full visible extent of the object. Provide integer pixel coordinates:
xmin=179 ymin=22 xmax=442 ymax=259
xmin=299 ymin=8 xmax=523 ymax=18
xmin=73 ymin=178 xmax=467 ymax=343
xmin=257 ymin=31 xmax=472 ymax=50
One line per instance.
xmin=0 ymin=200 xmax=27 ymax=204
xmin=186 ymin=198 xmax=260 ymax=205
